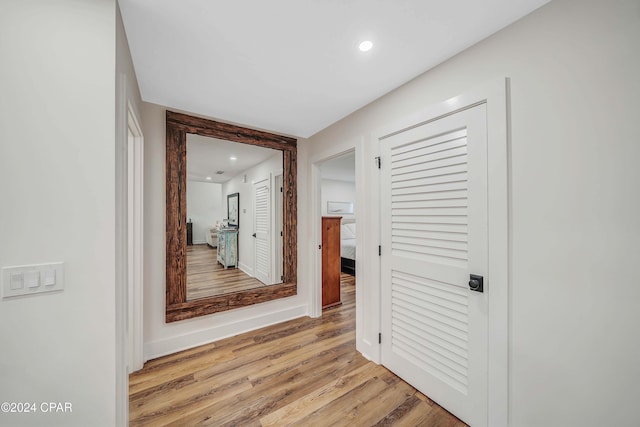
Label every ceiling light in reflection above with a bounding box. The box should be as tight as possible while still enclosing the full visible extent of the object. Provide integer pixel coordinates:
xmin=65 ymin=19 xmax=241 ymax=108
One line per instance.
xmin=359 ymin=40 xmax=373 ymax=52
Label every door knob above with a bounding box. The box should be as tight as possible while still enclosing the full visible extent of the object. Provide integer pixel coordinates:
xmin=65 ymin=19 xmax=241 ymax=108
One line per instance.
xmin=252 ymin=233 xmax=257 ymax=238
xmin=469 ymin=274 xmax=484 ymax=293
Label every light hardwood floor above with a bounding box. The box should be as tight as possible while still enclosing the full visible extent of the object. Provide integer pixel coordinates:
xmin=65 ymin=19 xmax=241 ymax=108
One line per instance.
xmin=187 ymin=244 xmax=265 ymax=300
xmin=130 ymin=274 xmax=466 ymax=426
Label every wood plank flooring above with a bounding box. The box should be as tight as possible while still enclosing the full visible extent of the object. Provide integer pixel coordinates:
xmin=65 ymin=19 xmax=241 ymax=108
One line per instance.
xmin=187 ymin=244 xmax=266 ymax=300
xmin=130 ymin=274 xmax=466 ymax=426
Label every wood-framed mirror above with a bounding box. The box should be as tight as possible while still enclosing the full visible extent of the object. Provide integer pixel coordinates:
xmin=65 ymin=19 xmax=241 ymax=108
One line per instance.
xmin=166 ymin=111 xmax=297 ymax=322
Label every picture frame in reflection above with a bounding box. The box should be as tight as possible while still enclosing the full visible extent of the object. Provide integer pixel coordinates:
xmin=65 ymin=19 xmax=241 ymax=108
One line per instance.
xmin=227 ymin=192 xmax=239 ymax=227
xmin=327 ymin=201 xmax=353 ymax=215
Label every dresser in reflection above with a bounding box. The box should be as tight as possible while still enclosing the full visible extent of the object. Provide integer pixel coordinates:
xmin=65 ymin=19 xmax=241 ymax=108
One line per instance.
xmin=322 ymin=216 xmax=342 ymax=309
xmin=217 ymin=228 xmax=238 ymax=269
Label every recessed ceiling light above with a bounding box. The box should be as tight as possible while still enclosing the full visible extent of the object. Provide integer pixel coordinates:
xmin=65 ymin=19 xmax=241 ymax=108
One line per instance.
xmin=205 ymin=176 xmax=212 ymax=180
xmin=230 ymin=156 xmax=237 ymax=161
xmin=359 ymin=40 xmax=373 ymax=52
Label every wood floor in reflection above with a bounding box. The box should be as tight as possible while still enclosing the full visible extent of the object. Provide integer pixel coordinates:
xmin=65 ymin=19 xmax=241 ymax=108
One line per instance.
xmin=129 ymin=273 xmax=466 ymax=426
xmin=186 ymin=244 xmax=265 ymax=300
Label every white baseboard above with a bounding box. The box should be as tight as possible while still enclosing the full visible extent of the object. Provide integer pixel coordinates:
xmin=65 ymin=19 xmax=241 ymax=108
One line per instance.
xmin=238 ymin=262 xmax=254 ymax=277
xmin=143 ymin=304 xmax=308 ymax=361
xmin=356 ymin=339 xmax=377 ymax=364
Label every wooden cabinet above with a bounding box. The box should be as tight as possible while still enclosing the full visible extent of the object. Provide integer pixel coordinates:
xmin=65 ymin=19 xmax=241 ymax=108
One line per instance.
xmin=186 ymin=222 xmax=193 ymax=246
xmin=217 ymin=229 xmax=238 ymax=269
xmin=322 ymin=216 xmax=342 ymax=309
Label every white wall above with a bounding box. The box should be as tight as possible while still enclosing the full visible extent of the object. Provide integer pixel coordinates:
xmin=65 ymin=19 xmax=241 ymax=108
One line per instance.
xmin=222 ymin=153 xmax=282 ymax=275
xmin=321 ymin=179 xmax=355 ymax=220
xmin=0 ymin=1 xmax=119 ymax=426
xmin=142 ymin=103 xmax=309 ymax=359
xmin=304 ymin=0 xmax=640 ymax=425
xmin=187 ymin=181 xmax=223 ymax=244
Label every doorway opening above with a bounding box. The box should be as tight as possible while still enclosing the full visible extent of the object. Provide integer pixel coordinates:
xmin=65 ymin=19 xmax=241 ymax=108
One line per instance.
xmin=314 ymin=151 xmax=357 ymax=314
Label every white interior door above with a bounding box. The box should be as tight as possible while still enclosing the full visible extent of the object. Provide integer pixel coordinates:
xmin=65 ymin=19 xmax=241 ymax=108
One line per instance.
xmin=253 ymin=178 xmax=271 ymax=285
xmin=380 ymin=104 xmax=488 ymax=427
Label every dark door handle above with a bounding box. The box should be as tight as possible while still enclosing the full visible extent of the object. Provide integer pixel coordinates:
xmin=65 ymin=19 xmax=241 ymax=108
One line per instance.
xmin=252 ymin=233 xmax=256 ymax=238
xmin=469 ymin=274 xmax=484 ymax=293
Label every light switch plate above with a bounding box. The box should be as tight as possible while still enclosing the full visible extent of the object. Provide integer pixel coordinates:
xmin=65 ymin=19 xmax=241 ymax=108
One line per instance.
xmin=2 ymin=263 xmax=64 ymax=299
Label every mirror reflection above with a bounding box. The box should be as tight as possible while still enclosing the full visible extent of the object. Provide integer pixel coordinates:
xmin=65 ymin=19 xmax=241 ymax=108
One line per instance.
xmin=186 ymin=134 xmax=284 ymax=301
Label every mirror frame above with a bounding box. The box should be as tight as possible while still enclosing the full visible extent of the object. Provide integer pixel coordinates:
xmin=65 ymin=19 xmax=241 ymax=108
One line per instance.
xmin=165 ymin=111 xmax=297 ymax=322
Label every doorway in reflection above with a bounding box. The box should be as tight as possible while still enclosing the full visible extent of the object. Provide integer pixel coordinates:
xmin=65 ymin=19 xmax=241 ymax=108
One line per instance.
xmin=186 ymin=134 xmax=284 ymax=301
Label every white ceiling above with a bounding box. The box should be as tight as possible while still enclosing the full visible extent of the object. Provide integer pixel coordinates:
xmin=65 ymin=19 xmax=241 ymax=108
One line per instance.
xmin=120 ymin=0 xmax=549 ymax=138
xmin=187 ymin=134 xmax=281 ymax=184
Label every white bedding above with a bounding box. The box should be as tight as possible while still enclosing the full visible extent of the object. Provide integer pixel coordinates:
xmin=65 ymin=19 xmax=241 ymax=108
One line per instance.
xmin=341 ymin=238 xmax=356 ymax=260
xmin=340 ymin=222 xmax=356 ymax=260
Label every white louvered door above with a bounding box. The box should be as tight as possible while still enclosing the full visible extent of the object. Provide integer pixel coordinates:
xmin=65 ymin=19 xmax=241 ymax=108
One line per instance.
xmin=253 ymin=178 xmax=271 ymax=285
xmin=380 ymin=105 xmax=488 ymax=427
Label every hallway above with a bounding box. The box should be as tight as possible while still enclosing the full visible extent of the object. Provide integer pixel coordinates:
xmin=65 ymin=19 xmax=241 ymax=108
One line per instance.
xmin=129 ymin=274 xmax=465 ymax=425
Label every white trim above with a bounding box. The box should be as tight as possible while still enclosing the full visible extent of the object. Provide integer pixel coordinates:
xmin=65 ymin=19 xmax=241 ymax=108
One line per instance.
xmin=356 ymin=136 xmax=381 ymax=363
xmin=371 ymin=78 xmax=510 ymax=427
xmin=309 ymin=162 xmax=323 ymax=318
xmin=238 ymin=262 xmax=254 ymax=277
xmin=115 ymin=72 xmax=128 ymax=427
xmin=272 ymin=171 xmax=284 ymax=284
xmin=127 ymin=101 xmax=145 ymax=374
xmin=250 ymin=174 xmax=271 ymax=186
xmin=486 ymin=79 xmax=510 ymax=427
xmin=144 ymin=304 xmax=308 ymax=360
xmin=115 ymin=74 xmax=144 ymax=427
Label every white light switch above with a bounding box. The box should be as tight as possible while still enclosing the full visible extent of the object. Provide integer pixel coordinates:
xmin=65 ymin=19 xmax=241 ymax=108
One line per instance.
xmin=43 ymin=269 xmax=56 ymax=286
xmin=25 ymin=271 xmax=40 ymax=288
xmin=10 ymin=273 xmax=24 ymax=290
xmin=2 ymin=263 xmax=64 ymax=299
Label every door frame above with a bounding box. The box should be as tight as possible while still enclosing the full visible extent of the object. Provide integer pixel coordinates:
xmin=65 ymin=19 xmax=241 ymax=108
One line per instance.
xmin=127 ymin=101 xmax=144 ymax=373
xmin=115 ymin=72 xmax=145 ymax=425
xmin=309 ymin=141 xmax=362 ymax=318
xmin=310 ymin=141 xmax=385 ymax=361
xmin=372 ymin=78 xmax=510 ymax=426
xmin=273 ymin=171 xmax=284 ymax=284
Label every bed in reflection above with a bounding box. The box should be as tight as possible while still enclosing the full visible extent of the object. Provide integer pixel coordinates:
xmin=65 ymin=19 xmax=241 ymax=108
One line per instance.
xmin=340 ymin=220 xmax=356 ymax=276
